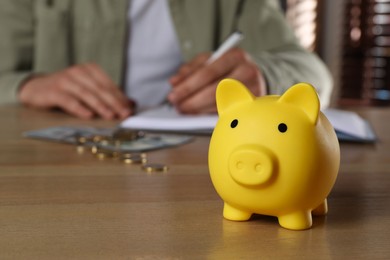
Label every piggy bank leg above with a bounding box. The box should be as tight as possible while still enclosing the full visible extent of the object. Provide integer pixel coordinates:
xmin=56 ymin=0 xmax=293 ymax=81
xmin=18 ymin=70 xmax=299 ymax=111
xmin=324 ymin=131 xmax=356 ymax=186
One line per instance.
xmin=312 ymin=198 xmax=328 ymax=216
xmin=223 ymin=203 xmax=252 ymax=221
xmin=278 ymin=211 xmax=312 ymax=230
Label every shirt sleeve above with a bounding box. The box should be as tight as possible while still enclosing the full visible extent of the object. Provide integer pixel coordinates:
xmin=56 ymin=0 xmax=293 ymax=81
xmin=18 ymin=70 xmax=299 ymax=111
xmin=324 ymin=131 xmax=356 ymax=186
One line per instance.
xmin=0 ymin=0 xmax=35 ymax=105
xmin=240 ymin=0 xmax=333 ymax=108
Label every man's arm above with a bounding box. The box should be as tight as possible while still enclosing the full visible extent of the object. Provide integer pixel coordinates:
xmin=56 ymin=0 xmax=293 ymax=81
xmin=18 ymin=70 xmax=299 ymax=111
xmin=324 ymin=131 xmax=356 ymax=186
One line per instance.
xmin=0 ymin=0 xmax=34 ymax=105
xmin=0 ymin=0 xmax=133 ymax=119
xmin=167 ymin=0 xmax=332 ymax=113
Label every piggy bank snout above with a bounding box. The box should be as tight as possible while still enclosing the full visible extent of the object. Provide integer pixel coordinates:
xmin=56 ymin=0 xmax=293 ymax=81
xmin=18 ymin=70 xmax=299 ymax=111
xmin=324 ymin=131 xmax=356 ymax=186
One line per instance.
xmin=228 ymin=145 xmax=276 ymax=187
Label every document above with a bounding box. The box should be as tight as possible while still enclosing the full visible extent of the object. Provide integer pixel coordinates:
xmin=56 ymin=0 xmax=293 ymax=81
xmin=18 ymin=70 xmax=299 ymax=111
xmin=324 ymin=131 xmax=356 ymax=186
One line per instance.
xmin=323 ymin=109 xmax=376 ymax=142
xmin=121 ymin=105 xmax=218 ymax=134
xmin=120 ymin=105 xmax=376 ymax=142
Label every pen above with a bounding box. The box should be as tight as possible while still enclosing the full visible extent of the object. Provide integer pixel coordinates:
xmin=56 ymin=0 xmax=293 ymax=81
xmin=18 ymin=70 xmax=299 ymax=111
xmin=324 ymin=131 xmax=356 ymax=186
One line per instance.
xmin=207 ymin=30 xmax=244 ymax=64
xmin=167 ymin=31 xmax=244 ymax=106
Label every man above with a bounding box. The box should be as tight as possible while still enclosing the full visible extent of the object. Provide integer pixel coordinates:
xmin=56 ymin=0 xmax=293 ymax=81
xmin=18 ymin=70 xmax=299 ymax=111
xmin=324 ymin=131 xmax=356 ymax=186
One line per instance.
xmin=0 ymin=0 xmax=332 ymax=119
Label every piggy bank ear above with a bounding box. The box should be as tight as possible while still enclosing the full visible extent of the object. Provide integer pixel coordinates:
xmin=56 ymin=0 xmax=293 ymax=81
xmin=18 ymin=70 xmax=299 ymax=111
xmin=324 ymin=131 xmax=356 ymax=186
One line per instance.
xmin=216 ymin=79 xmax=255 ymax=115
xmin=278 ymin=82 xmax=320 ymax=125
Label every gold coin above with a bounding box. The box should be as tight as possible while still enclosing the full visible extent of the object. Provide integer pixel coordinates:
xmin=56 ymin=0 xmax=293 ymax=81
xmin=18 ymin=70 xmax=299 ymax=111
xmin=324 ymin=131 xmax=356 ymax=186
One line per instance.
xmin=98 ymin=138 xmax=113 ymax=146
xmin=76 ymin=145 xmax=85 ymax=153
xmin=94 ymin=147 xmax=115 ymax=159
xmin=141 ymin=163 xmax=169 ymax=173
xmin=90 ymin=136 xmax=120 ymax=154
xmin=91 ymin=145 xmax=98 ymax=154
xmin=120 ymin=152 xmax=147 ymax=159
xmin=122 ymin=157 xmax=146 ymax=164
xmin=77 ymin=136 xmax=88 ymax=144
xmin=95 ymin=152 xmax=112 ymax=160
xmin=92 ymin=135 xmax=107 ymax=143
xmin=119 ymin=153 xmax=147 ymax=164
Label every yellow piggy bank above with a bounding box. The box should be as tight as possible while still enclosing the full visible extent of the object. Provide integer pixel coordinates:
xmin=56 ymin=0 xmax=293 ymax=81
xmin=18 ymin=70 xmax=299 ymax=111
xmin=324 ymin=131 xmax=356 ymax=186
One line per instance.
xmin=208 ymin=79 xmax=340 ymax=230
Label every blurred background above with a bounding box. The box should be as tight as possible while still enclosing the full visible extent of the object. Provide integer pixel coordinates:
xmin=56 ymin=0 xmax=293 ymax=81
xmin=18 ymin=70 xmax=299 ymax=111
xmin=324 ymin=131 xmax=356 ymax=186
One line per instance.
xmin=283 ymin=0 xmax=390 ymax=107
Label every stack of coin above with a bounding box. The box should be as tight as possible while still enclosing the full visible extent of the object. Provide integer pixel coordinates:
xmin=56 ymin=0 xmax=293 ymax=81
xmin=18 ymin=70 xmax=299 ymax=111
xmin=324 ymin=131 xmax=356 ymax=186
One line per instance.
xmin=75 ymin=135 xmax=91 ymax=153
xmin=73 ymin=132 xmax=168 ymax=173
xmin=112 ymin=128 xmax=144 ymax=142
xmin=94 ymin=148 xmax=115 ymax=160
xmin=141 ymin=163 xmax=169 ymax=173
xmin=119 ymin=152 xmax=147 ymax=164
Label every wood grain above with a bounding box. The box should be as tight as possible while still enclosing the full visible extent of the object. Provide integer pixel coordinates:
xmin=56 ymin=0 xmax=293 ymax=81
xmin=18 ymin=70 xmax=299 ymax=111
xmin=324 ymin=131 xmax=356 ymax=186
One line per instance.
xmin=0 ymin=105 xmax=389 ymax=259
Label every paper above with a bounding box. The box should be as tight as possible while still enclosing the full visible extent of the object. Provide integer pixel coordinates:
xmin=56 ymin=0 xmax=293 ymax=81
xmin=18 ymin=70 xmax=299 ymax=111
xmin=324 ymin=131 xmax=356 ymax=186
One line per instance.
xmin=121 ymin=105 xmax=218 ymax=134
xmin=121 ymin=105 xmax=376 ymax=142
xmin=323 ymin=109 xmax=376 ymax=142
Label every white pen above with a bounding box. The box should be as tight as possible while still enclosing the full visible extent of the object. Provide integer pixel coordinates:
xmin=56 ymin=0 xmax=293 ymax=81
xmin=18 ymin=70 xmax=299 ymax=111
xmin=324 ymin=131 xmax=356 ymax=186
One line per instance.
xmin=207 ymin=30 xmax=244 ymax=64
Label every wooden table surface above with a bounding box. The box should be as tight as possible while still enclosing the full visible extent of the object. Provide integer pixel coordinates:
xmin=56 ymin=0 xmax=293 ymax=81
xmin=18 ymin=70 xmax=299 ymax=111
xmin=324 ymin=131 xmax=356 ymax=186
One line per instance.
xmin=0 ymin=105 xmax=389 ymax=259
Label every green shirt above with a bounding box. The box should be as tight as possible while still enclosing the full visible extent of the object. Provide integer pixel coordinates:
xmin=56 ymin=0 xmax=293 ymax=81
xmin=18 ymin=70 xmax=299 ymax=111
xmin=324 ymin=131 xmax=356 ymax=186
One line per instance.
xmin=0 ymin=0 xmax=333 ymax=107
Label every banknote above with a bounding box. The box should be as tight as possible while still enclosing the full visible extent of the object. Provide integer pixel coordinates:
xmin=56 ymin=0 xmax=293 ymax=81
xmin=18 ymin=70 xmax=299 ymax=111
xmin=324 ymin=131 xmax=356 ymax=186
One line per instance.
xmin=23 ymin=126 xmax=194 ymax=152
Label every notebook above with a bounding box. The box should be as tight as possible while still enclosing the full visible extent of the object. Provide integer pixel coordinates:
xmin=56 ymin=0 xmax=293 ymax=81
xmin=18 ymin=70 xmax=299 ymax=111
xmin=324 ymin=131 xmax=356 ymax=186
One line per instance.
xmin=121 ymin=105 xmax=376 ymax=142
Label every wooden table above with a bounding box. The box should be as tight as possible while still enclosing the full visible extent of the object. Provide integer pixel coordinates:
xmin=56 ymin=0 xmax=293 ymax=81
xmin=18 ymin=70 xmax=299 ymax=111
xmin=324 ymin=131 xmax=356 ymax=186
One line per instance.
xmin=0 ymin=105 xmax=389 ymax=259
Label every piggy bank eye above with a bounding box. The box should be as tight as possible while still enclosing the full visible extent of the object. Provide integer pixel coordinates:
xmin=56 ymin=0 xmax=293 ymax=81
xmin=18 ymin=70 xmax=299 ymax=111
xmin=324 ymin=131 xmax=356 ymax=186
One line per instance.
xmin=278 ymin=123 xmax=288 ymax=133
xmin=230 ymin=119 xmax=238 ymax=128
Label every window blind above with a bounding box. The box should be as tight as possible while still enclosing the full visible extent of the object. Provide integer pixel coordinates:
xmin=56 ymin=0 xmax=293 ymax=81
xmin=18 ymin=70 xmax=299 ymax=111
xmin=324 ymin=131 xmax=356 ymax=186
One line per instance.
xmin=285 ymin=0 xmax=321 ymax=52
xmin=340 ymin=0 xmax=390 ymax=105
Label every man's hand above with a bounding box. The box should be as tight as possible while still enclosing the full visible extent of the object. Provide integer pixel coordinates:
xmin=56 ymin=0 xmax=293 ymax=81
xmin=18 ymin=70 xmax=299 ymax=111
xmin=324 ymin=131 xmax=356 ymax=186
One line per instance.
xmin=18 ymin=63 xmax=133 ymax=119
xmin=168 ymin=48 xmax=267 ymax=114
